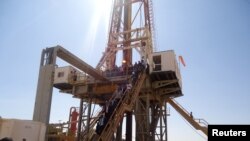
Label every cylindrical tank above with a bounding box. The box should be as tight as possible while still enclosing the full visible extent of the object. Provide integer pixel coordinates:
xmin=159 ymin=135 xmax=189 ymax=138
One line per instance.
xmin=69 ymin=107 xmax=79 ymax=135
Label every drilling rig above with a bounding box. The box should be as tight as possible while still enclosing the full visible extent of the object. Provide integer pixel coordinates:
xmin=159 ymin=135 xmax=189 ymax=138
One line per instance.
xmin=31 ymin=0 xmax=208 ymax=141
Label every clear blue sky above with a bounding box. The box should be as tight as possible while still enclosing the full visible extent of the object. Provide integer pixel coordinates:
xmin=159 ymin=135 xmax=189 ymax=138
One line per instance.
xmin=0 ymin=0 xmax=250 ymax=141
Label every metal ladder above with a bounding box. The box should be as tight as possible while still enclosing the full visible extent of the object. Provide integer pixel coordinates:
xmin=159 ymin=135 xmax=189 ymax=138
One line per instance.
xmin=167 ymin=98 xmax=208 ymax=136
xmin=96 ymin=72 xmax=147 ymax=141
xmin=148 ymin=0 xmax=157 ymax=52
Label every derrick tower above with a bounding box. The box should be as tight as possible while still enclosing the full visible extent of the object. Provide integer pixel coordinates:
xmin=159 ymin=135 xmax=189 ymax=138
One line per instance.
xmin=96 ymin=0 xmax=155 ymax=71
xmin=92 ymin=0 xmax=177 ymax=140
xmin=33 ymin=0 xmax=204 ymax=141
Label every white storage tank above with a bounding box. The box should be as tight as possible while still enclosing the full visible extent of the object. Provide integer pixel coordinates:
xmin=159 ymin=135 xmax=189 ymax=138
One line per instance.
xmin=0 ymin=118 xmax=46 ymax=141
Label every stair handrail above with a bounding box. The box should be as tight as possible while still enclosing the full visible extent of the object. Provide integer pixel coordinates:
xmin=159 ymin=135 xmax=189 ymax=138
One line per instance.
xmin=97 ymin=71 xmax=146 ymax=140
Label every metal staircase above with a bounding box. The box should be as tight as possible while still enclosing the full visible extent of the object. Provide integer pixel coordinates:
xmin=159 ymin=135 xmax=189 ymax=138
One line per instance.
xmin=94 ymin=72 xmax=146 ymax=141
xmin=82 ymin=82 xmax=129 ymax=141
xmin=81 ymin=109 xmax=102 ymax=141
xmin=167 ymin=98 xmax=208 ymax=136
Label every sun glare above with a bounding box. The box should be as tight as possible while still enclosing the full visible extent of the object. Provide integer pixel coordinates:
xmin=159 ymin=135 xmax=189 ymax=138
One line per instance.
xmin=84 ymin=0 xmax=113 ymax=53
xmin=93 ymin=0 xmax=113 ymax=31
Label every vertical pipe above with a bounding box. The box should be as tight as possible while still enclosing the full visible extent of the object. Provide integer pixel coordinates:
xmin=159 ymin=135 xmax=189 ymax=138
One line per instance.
xmin=86 ymin=98 xmax=92 ymax=140
xmin=160 ymin=106 xmax=163 ymax=141
xmin=123 ymin=0 xmax=132 ymax=68
xmin=165 ymin=103 xmax=168 ymax=141
xmin=126 ymin=112 xmax=133 ymax=141
xmin=116 ymin=117 xmax=123 ymax=141
xmin=146 ymin=94 xmax=150 ymax=141
xmin=135 ymin=99 xmax=139 ymax=141
xmin=77 ymin=99 xmax=84 ymax=141
xmin=124 ymin=0 xmax=132 ymax=140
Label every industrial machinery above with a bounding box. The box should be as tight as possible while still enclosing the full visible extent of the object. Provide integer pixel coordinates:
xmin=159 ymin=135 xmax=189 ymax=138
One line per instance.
xmin=32 ymin=0 xmax=208 ymax=141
